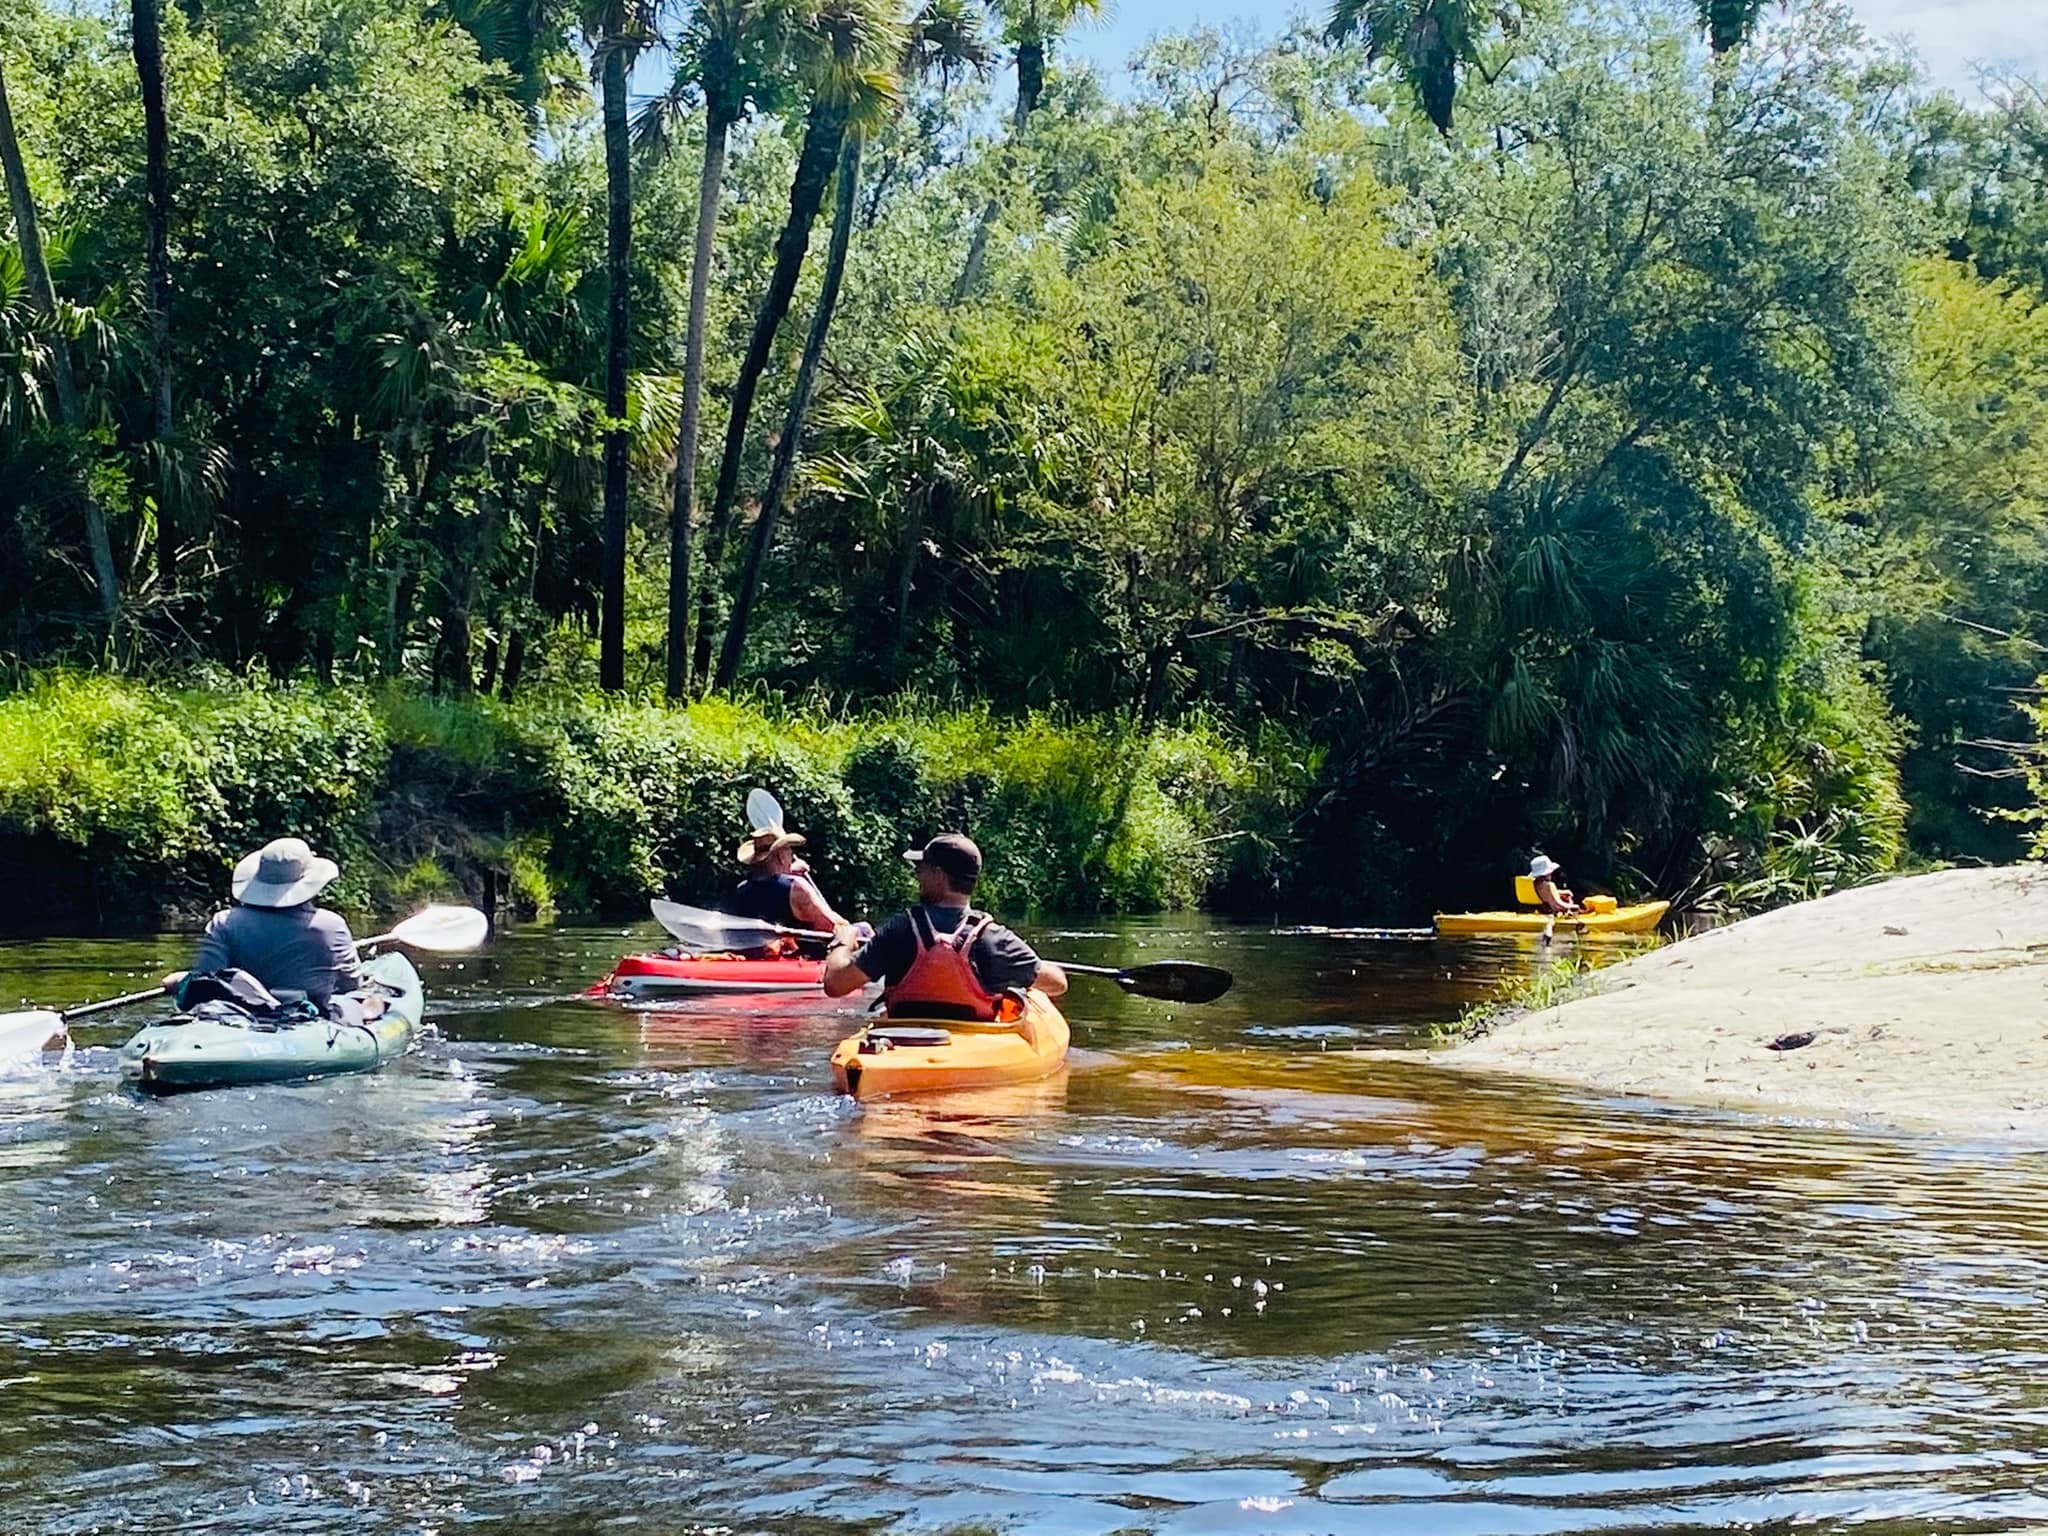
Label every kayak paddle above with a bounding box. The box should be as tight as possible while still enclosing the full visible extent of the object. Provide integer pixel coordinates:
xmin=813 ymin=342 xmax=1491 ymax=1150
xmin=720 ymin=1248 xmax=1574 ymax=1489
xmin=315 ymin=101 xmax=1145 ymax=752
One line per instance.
xmin=651 ymin=898 xmax=803 ymax=952
xmin=1057 ymin=960 xmax=1235 ymax=1004
xmin=359 ymin=904 xmax=491 ymax=953
xmin=0 ymin=904 xmax=492 ymax=1061
xmin=647 ymin=899 xmax=1234 ymax=1003
xmin=746 ymin=787 xmax=784 ymax=830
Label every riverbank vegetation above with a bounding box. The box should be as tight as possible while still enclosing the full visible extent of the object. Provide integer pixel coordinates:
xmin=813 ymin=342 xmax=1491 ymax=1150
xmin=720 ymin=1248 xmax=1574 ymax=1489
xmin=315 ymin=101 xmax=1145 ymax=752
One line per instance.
xmin=2 ymin=0 xmax=2046 ymax=921
xmin=0 ymin=673 xmax=1288 ymax=922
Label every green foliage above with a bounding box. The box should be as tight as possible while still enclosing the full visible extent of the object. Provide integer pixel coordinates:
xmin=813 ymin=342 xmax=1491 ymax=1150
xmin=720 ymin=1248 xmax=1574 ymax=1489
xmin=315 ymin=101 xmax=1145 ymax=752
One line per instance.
xmin=0 ymin=0 xmax=2042 ymax=922
xmin=0 ymin=673 xmax=389 ymax=912
xmin=0 ymin=673 xmax=1290 ymax=921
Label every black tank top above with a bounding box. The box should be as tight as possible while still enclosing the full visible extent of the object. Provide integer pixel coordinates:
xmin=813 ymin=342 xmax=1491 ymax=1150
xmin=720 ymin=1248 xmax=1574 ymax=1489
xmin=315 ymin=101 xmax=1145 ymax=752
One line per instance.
xmin=729 ymin=874 xmax=798 ymax=926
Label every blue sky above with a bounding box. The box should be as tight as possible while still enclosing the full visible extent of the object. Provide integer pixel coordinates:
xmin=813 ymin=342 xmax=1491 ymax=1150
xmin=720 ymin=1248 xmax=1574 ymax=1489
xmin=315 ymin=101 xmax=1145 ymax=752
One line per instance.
xmin=1066 ymin=0 xmax=2045 ymax=95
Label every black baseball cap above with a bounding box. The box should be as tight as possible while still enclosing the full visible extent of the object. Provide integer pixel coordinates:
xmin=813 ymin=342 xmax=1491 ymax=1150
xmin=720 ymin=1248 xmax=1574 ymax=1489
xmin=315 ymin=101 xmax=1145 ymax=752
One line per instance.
xmin=904 ymin=833 xmax=983 ymax=889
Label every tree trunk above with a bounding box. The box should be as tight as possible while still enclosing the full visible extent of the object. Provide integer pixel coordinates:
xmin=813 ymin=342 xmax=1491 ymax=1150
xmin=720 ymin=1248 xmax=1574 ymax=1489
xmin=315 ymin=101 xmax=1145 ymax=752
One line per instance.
xmin=597 ymin=40 xmax=632 ymax=693
xmin=716 ymin=134 xmax=863 ymax=692
xmin=131 ymin=0 xmax=176 ymax=591
xmin=889 ymin=486 xmax=927 ymax=682
xmin=691 ymin=96 xmax=848 ymax=689
xmin=951 ymin=37 xmax=1042 ymax=303
xmin=385 ymin=564 xmax=416 ymax=677
xmin=0 ymin=57 xmax=118 ymax=625
xmin=666 ymin=108 xmax=733 ymax=701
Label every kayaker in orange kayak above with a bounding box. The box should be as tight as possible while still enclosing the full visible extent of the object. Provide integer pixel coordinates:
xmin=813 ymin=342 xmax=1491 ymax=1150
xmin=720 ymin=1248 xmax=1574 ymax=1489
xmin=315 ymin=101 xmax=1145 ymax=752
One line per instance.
xmin=821 ymin=833 xmax=1067 ymax=1017
xmin=1528 ymin=854 xmax=1585 ymax=916
xmin=731 ymin=820 xmax=851 ymax=937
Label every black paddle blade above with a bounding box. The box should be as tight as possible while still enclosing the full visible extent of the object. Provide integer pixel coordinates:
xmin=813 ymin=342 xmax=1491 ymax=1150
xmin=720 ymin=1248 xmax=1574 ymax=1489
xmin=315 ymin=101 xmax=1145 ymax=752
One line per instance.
xmin=1114 ymin=961 xmax=1234 ymax=1004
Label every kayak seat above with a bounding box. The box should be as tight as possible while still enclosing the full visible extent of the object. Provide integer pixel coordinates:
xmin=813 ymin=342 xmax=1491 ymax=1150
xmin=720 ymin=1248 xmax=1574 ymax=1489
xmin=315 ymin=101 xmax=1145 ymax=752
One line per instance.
xmin=1514 ymin=875 xmax=1540 ymax=907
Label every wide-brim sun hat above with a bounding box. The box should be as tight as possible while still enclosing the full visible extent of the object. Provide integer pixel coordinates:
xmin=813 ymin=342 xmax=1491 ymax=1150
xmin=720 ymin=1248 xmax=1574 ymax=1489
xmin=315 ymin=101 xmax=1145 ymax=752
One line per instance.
xmin=737 ymin=827 xmax=807 ymax=865
xmin=232 ymin=837 xmax=341 ymax=908
xmin=1529 ymin=854 xmax=1562 ymax=879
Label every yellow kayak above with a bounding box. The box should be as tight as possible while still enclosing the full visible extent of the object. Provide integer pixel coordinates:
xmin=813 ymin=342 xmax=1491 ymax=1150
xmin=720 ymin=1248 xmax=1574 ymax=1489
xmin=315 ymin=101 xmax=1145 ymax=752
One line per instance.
xmin=1435 ymin=899 xmax=1669 ymax=936
xmin=830 ymin=991 xmax=1070 ymax=1100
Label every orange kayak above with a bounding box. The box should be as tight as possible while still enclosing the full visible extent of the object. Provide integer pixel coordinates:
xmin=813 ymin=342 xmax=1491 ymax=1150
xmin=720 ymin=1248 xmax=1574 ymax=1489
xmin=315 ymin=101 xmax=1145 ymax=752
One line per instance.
xmin=830 ymin=991 xmax=1070 ymax=1100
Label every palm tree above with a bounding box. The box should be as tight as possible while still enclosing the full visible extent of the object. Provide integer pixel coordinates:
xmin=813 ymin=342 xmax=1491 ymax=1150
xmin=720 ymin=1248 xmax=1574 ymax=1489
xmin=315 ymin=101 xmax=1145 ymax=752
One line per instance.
xmin=645 ymin=0 xmax=806 ymax=701
xmin=1326 ymin=0 xmax=1519 ymax=135
xmin=0 ymin=54 xmax=118 ymax=624
xmin=951 ymin=0 xmax=1099 ymax=302
xmin=1699 ymin=0 xmax=1765 ymax=56
xmin=715 ymin=0 xmax=986 ymax=689
xmin=129 ymin=0 xmax=175 ymax=588
xmin=587 ymin=0 xmax=654 ymax=692
xmin=689 ymin=0 xmax=899 ymax=689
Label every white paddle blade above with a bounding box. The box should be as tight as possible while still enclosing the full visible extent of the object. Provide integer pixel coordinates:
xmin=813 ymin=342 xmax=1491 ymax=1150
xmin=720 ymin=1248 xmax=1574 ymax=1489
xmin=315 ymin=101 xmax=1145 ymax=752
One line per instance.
xmin=0 ymin=1009 xmax=64 ymax=1066
xmin=650 ymin=898 xmax=788 ymax=951
xmin=387 ymin=905 xmax=491 ymax=953
xmin=746 ymin=787 xmax=783 ymax=831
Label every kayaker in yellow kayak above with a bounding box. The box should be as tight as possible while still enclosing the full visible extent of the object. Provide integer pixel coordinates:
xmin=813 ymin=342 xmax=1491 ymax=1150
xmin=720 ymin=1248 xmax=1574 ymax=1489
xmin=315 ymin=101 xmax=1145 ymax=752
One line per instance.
xmin=1528 ymin=854 xmax=1585 ymax=916
xmin=821 ymin=833 xmax=1067 ymax=1017
xmin=730 ymin=820 xmax=851 ymax=937
xmin=175 ymin=837 xmax=363 ymax=1006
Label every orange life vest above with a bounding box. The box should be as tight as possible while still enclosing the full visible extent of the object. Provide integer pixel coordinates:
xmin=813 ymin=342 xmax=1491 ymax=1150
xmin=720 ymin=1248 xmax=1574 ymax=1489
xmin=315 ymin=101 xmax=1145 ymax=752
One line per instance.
xmin=884 ymin=907 xmax=1001 ymax=1021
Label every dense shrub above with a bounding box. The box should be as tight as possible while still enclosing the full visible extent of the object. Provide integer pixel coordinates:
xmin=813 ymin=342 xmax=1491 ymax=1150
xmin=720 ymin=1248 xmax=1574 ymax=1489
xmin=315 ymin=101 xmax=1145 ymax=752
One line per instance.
xmin=0 ymin=674 xmax=1292 ymax=924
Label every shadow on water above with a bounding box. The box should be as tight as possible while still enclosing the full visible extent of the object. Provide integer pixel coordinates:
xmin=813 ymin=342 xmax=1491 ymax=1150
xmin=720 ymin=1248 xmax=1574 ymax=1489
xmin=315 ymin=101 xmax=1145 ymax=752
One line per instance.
xmin=3 ymin=917 xmax=2047 ymax=1533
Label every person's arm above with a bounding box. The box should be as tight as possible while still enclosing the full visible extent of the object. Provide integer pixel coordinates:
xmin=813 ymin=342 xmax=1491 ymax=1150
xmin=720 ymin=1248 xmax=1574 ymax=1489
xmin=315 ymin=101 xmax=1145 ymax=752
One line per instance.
xmin=178 ymin=911 xmax=233 ymax=1003
xmin=821 ymin=927 xmax=872 ymax=996
xmin=982 ymin=926 xmax=1066 ymax=998
xmin=322 ymin=911 xmax=364 ymax=993
xmin=787 ymin=876 xmax=847 ymax=935
xmin=826 ymin=915 xmax=907 ymax=996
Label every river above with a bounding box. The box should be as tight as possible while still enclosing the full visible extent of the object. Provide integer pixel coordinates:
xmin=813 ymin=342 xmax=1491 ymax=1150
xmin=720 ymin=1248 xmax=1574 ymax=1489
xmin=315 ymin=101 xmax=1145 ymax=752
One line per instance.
xmin=2 ymin=916 xmax=2044 ymax=1533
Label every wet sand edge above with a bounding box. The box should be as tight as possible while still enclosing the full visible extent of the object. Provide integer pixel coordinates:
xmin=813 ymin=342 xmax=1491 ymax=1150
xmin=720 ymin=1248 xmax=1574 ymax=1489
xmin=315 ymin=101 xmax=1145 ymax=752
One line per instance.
xmin=1413 ymin=865 xmax=2048 ymax=1138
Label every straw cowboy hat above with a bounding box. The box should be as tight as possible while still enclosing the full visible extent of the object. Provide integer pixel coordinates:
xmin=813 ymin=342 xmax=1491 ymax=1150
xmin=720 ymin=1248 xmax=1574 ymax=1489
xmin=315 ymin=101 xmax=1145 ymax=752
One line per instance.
xmin=736 ymin=826 xmax=807 ymax=865
xmin=232 ymin=837 xmax=341 ymax=908
xmin=1528 ymin=853 xmax=1562 ymax=879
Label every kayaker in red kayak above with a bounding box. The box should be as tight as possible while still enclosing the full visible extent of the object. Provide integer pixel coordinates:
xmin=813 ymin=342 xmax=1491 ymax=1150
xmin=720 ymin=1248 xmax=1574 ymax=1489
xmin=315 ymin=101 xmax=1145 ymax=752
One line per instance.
xmin=821 ymin=834 xmax=1066 ymax=1018
xmin=731 ymin=821 xmax=851 ymax=938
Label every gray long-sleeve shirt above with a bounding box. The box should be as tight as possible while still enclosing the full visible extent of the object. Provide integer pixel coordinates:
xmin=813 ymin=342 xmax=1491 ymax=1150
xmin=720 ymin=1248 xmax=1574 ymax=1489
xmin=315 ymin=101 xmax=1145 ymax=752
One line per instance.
xmin=184 ymin=903 xmax=362 ymax=1005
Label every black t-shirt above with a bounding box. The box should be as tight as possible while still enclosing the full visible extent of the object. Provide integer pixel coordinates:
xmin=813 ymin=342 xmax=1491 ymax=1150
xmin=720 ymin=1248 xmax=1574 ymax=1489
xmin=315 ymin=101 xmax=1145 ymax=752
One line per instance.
xmin=852 ymin=905 xmax=1042 ymax=993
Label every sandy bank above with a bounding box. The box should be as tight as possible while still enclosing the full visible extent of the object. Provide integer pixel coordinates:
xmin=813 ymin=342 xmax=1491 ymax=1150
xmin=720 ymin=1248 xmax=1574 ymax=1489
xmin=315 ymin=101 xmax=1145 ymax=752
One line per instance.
xmin=1433 ymin=865 xmax=2048 ymax=1135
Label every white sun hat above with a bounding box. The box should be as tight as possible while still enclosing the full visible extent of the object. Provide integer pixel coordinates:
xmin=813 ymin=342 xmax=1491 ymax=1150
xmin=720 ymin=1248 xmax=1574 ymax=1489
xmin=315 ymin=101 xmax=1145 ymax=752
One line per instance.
xmin=232 ymin=837 xmax=341 ymax=908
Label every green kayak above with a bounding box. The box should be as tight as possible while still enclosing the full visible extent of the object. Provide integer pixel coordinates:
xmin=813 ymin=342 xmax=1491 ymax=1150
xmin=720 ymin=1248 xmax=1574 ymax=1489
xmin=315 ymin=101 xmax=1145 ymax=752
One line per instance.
xmin=119 ymin=951 xmax=425 ymax=1094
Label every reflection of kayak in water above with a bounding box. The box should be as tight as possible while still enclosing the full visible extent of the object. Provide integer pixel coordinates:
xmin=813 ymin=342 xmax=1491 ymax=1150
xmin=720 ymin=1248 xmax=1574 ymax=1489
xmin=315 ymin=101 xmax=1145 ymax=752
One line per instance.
xmin=591 ymin=952 xmax=824 ymax=998
xmin=831 ymin=993 xmax=1070 ymax=1100
xmin=854 ymin=1073 xmax=1070 ymax=1143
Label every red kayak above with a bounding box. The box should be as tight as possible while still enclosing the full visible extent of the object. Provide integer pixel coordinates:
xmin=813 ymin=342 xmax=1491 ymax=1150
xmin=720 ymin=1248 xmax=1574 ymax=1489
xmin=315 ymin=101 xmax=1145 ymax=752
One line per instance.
xmin=591 ymin=952 xmax=825 ymax=999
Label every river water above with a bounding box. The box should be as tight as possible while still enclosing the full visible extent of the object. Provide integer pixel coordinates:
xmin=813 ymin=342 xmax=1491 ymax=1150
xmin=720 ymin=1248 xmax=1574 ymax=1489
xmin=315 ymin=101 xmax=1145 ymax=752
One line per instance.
xmin=2 ymin=916 xmax=2045 ymax=1534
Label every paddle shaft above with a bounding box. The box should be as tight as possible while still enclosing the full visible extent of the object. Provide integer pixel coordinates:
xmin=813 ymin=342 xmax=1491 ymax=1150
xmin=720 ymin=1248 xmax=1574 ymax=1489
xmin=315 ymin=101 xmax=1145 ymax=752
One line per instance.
xmin=61 ymin=984 xmax=173 ymax=1022
xmin=649 ymin=899 xmax=1231 ymax=1001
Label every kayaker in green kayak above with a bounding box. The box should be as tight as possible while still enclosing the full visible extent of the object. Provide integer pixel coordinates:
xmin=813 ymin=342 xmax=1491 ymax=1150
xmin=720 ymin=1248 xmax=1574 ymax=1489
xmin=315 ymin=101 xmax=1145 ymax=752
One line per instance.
xmin=173 ymin=837 xmax=363 ymax=1007
xmin=821 ymin=833 xmax=1066 ymax=1016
